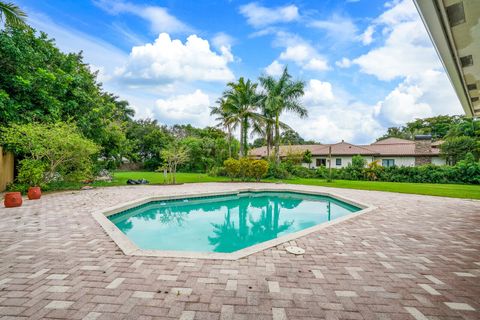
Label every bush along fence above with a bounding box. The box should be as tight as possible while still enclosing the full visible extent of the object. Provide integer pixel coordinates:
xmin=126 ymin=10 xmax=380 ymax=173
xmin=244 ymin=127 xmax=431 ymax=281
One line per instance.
xmin=210 ymin=154 xmax=480 ymax=185
xmin=223 ymin=158 xmax=269 ymax=181
xmin=262 ymin=154 xmax=480 ymax=185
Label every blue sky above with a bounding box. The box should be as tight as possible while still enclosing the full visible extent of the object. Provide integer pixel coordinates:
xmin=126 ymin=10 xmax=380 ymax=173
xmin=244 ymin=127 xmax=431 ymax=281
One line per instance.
xmin=18 ymin=0 xmax=463 ymax=143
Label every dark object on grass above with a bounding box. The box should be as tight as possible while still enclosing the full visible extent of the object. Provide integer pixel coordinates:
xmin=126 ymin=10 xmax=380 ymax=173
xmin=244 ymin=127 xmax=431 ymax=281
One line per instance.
xmin=127 ymin=179 xmax=149 ymax=185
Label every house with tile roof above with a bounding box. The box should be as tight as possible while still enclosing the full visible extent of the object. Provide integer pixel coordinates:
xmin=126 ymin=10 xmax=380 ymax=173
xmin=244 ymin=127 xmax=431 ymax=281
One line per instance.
xmin=249 ymin=136 xmax=446 ymax=168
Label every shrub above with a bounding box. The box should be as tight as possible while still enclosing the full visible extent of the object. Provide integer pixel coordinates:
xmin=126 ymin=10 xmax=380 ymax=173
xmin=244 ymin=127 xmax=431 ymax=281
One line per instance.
xmin=302 ymin=150 xmax=313 ymax=167
xmin=284 ymin=148 xmax=303 ymax=165
xmin=342 ymin=155 xmax=366 ymax=180
xmin=250 ymin=160 xmax=269 ymax=181
xmin=17 ymin=159 xmax=47 ymax=187
xmin=224 ymin=158 xmax=241 ymax=180
xmin=223 ymin=158 xmax=268 ymax=181
xmin=267 ymin=161 xmax=291 ymax=179
xmin=441 ymin=136 xmax=479 ymax=164
xmin=314 ymin=166 xmax=328 ymax=179
xmin=238 ymin=158 xmax=253 ymax=181
xmin=6 ymin=182 xmax=29 ymax=194
xmin=290 ymin=165 xmax=315 ymax=178
xmin=1 ymin=122 xmax=100 ymax=182
xmin=207 ymin=166 xmax=227 ymax=177
xmin=365 ymin=160 xmax=383 ymax=181
xmin=450 ymin=153 xmax=480 ymax=184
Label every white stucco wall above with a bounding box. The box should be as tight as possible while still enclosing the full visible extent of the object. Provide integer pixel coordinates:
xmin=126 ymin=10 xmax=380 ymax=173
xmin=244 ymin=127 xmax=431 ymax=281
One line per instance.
xmin=301 ymin=155 xmax=445 ymax=168
xmin=373 ymin=157 xmax=416 ymax=167
xmin=304 ymin=156 xmax=375 ymax=169
xmin=431 ymin=157 xmax=446 ymax=166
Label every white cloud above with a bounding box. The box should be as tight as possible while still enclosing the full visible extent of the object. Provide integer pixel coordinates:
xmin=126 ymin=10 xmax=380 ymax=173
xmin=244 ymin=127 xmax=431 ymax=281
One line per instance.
xmin=264 ymin=60 xmax=284 ymax=76
xmin=335 ymin=57 xmax=352 ymax=68
xmin=154 ymin=90 xmax=213 ymax=127
xmin=268 ymin=31 xmax=329 ymax=72
xmin=304 ymin=58 xmax=329 ymax=72
xmin=279 ymin=45 xmax=311 ymax=62
xmin=211 ymin=32 xmax=234 ymax=50
xmin=284 ymin=81 xmax=383 ymax=143
xmin=94 ymin=0 xmax=190 ymax=34
xmin=377 ymin=0 xmax=419 ymax=26
xmin=353 ymin=20 xmax=439 ymax=80
xmin=115 ymin=33 xmax=235 ymax=85
xmin=303 ymin=80 xmax=334 ymax=103
xmin=278 ymin=44 xmax=329 ymax=72
xmin=239 ymin=3 xmax=299 ymax=28
xmin=351 ymin=0 xmax=463 ymax=125
xmin=376 ymin=70 xmax=462 ymax=125
xmin=211 ymin=32 xmax=236 ymax=62
xmin=353 ymin=0 xmax=439 ymax=80
xmin=360 ymin=25 xmax=374 ymax=45
xmin=376 ymin=81 xmax=432 ymax=125
xmin=309 ymin=14 xmax=359 ymax=43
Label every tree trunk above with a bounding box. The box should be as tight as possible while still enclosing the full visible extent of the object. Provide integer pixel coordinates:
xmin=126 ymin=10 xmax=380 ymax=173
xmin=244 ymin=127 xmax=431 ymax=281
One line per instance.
xmin=275 ymin=113 xmax=280 ymax=163
xmin=242 ymin=117 xmax=249 ymax=158
xmin=227 ymin=125 xmax=232 ymax=158
xmin=173 ymin=162 xmax=176 ymax=184
xmin=239 ymin=121 xmax=244 ymax=157
xmin=266 ymin=124 xmax=271 ymax=157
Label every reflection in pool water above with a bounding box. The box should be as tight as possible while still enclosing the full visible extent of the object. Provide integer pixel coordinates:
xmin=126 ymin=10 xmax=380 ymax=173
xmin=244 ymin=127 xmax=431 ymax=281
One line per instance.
xmin=109 ymin=192 xmax=359 ymax=253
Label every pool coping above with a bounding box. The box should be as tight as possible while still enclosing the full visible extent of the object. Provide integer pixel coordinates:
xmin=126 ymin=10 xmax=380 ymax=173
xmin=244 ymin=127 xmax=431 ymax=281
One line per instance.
xmin=91 ymin=186 xmax=377 ymax=260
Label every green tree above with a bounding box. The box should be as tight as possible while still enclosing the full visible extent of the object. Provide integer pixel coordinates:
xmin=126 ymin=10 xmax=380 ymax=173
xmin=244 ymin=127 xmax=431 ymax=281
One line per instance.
xmin=126 ymin=119 xmax=173 ymax=170
xmin=161 ymin=144 xmax=188 ymax=184
xmin=0 ymin=1 xmax=26 ymax=27
xmin=17 ymin=159 xmax=46 ymax=187
xmin=378 ymin=115 xmax=478 ymax=141
xmin=441 ymin=136 xmax=479 ymax=165
xmin=445 ymin=117 xmax=480 ymax=139
xmin=1 ymin=122 xmax=100 ymax=181
xmin=222 ymin=77 xmax=264 ymax=157
xmin=259 ymin=67 xmax=307 ymax=163
xmin=210 ymin=97 xmax=237 ymax=158
xmin=0 ymin=26 xmax=133 ymax=165
xmin=302 ymin=150 xmax=312 ymax=168
xmin=281 ymin=129 xmax=306 ymax=145
xmin=343 ymin=155 xmax=367 ymax=180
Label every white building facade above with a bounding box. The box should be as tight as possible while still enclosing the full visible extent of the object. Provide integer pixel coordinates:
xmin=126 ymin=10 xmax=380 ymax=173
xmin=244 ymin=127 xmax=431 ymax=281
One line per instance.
xmin=250 ymin=137 xmax=446 ymax=168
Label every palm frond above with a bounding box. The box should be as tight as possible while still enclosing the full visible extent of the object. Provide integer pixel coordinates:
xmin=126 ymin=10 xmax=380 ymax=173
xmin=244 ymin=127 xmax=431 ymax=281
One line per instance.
xmin=0 ymin=1 xmax=27 ymax=27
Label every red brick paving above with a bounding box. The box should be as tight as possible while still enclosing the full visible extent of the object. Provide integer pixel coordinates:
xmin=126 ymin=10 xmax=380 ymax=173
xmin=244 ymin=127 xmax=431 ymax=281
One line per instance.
xmin=0 ymin=183 xmax=479 ymax=319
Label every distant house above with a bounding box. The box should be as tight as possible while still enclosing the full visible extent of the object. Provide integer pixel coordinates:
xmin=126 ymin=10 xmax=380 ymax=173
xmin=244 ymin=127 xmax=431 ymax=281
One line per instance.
xmin=249 ymin=136 xmax=446 ymax=168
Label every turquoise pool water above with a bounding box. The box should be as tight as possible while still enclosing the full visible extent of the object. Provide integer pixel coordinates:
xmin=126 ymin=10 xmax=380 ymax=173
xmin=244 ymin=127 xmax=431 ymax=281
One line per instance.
xmin=108 ymin=191 xmax=360 ymax=253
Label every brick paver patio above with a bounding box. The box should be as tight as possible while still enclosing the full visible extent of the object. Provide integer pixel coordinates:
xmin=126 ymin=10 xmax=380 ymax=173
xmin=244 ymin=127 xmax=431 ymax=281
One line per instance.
xmin=0 ymin=183 xmax=479 ymax=320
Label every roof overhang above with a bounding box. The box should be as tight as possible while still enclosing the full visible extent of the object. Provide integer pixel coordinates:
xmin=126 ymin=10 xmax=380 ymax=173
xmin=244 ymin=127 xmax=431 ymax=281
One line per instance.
xmin=414 ymin=0 xmax=480 ymax=117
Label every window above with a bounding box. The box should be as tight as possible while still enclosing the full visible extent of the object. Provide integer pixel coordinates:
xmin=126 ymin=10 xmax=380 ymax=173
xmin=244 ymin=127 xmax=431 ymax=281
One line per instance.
xmin=382 ymin=159 xmax=395 ymax=167
xmin=316 ymin=158 xmax=326 ymax=167
xmin=335 ymin=158 xmax=342 ymax=166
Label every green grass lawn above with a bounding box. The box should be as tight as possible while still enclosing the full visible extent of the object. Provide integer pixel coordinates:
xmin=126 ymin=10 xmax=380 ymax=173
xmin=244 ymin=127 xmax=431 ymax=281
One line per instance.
xmin=76 ymin=171 xmax=480 ymax=200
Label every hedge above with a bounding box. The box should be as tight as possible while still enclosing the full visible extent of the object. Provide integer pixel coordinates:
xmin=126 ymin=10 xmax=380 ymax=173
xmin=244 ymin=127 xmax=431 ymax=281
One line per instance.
xmin=223 ymin=158 xmax=269 ymax=181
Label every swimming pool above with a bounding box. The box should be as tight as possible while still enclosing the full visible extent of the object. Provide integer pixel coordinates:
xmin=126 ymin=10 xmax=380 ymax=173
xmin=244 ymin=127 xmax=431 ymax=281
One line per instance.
xmin=107 ymin=191 xmax=361 ymax=254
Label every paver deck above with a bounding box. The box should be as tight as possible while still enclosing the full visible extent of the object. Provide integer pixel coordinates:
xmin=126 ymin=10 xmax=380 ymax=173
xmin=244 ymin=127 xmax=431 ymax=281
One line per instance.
xmin=0 ymin=183 xmax=479 ymax=320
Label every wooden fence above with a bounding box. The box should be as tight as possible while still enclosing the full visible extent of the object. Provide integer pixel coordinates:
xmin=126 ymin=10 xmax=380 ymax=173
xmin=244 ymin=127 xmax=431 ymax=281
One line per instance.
xmin=0 ymin=147 xmax=14 ymax=192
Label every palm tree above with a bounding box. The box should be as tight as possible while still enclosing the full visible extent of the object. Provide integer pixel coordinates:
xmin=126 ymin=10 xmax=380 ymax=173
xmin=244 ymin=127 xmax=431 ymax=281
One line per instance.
xmin=223 ymin=77 xmax=263 ymax=157
xmin=253 ymin=99 xmax=292 ymax=158
xmin=259 ymin=67 xmax=307 ymax=163
xmin=0 ymin=2 xmax=27 ymax=28
xmin=210 ymin=97 xmax=237 ymax=158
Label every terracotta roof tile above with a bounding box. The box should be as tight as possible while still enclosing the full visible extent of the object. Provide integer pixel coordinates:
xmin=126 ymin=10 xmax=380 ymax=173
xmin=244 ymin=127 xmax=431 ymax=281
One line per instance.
xmin=249 ymin=138 xmax=441 ymax=157
xmin=372 ymin=137 xmax=414 ymax=145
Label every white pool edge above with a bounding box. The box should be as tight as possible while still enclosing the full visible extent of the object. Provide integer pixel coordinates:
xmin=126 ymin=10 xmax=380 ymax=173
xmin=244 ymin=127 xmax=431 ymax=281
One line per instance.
xmin=91 ymin=186 xmax=377 ymax=260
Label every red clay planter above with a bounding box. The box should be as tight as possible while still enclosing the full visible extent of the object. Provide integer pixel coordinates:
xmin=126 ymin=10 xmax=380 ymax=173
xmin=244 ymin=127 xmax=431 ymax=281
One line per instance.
xmin=27 ymin=187 xmax=42 ymax=200
xmin=4 ymin=192 xmax=23 ymax=208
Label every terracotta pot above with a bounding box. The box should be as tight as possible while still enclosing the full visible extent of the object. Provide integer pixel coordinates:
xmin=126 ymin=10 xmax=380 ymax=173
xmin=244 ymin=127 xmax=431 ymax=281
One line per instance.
xmin=4 ymin=192 xmax=23 ymax=208
xmin=27 ymin=186 xmax=42 ymax=200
